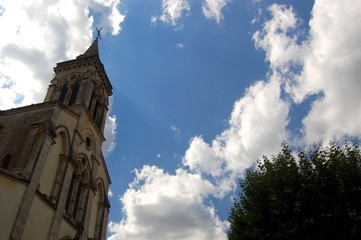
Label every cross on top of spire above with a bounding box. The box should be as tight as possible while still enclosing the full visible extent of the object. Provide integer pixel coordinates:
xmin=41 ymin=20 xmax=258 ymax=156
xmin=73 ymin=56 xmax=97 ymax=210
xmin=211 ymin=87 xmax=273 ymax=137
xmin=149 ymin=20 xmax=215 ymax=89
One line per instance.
xmin=95 ymin=27 xmax=102 ymax=41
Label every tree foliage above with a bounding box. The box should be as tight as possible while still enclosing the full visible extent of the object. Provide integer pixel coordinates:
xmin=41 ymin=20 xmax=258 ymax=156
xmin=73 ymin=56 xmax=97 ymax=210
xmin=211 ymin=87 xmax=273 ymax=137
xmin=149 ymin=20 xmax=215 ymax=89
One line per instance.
xmin=228 ymin=141 xmax=361 ymax=240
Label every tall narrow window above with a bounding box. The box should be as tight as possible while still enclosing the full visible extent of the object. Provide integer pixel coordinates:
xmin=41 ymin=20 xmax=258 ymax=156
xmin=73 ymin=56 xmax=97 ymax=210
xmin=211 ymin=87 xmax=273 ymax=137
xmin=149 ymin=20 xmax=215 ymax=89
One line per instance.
xmin=72 ymin=179 xmax=82 ymax=217
xmin=89 ymin=91 xmax=95 ymax=110
xmin=68 ymin=82 xmax=79 ymax=105
xmin=65 ymin=172 xmax=76 ymax=213
xmin=0 ymin=154 xmax=11 ymax=170
xmin=97 ymin=108 xmax=104 ymax=129
xmin=65 ymin=157 xmax=90 ymax=222
xmin=59 ymin=86 xmax=68 ymax=104
xmin=93 ymin=100 xmax=100 ymax=119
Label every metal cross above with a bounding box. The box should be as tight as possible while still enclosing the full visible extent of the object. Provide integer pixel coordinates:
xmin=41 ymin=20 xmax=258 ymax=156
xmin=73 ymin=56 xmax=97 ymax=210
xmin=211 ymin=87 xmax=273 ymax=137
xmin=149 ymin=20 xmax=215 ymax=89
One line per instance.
xmin=95 ymin=27 xmax=102 ymax=41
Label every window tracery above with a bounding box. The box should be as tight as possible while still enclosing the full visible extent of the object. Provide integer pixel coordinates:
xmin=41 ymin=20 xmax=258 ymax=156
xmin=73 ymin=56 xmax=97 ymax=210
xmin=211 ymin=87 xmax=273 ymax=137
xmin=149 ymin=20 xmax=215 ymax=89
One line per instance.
xmin=65 ymin=155 xmax=91 ymax=223
xmin=57 ymin=73 xmax=81 ymax=106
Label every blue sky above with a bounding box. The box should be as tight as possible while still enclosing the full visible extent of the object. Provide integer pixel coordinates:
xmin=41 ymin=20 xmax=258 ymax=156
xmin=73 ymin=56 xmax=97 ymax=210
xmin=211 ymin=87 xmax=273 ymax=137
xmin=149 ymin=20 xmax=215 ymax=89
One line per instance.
xmin=1 ymin=0 xmax=361 ymax=239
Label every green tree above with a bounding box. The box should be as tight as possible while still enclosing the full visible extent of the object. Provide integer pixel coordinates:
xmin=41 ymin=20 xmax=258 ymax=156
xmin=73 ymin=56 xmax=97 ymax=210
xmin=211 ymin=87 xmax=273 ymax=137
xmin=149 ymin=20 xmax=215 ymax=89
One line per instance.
xmin=228 ymin=141 xmax=361 ymax=240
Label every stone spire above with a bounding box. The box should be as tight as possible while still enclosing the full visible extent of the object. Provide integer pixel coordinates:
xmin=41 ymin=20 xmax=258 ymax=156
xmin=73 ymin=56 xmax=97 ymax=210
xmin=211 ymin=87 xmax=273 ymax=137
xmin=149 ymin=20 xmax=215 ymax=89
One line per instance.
xmin=77 ymin=40 xmax=99 ymax=58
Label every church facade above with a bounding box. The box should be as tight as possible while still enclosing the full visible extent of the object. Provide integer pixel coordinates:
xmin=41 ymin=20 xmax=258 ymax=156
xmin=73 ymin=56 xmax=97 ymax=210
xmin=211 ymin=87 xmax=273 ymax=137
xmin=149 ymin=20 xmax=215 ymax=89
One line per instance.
xmin=0 ymin=40 xmax=112 ymax=240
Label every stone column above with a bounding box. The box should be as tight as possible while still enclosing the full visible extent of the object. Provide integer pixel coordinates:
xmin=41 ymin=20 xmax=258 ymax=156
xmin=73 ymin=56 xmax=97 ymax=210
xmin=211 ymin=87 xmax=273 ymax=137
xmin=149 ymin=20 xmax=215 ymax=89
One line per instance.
xmin=50 ymin=154 xmax=68 ymax=205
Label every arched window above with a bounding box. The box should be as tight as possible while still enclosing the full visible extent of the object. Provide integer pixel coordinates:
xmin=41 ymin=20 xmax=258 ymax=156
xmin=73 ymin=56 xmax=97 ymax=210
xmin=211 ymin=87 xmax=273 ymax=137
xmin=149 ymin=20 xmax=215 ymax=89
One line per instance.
xmin=59 ymin=86 xmax=68 ymax=104
xmin=0 ymin=154 xmax=11 ymax=170
xmin=68 ymin=82 xmax=79 ymax=105
xmin=65 ymin=157 xmax=90 ymax=223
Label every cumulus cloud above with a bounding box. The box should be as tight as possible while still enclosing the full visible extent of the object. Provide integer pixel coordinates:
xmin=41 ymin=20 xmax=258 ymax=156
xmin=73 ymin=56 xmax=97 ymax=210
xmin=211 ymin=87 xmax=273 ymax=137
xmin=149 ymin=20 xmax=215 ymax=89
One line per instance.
xmin=184 ymin=136 xmax=221 ymax=177
xmin=294 ymin=1 xmax=361 ymax=143
xmin=202 ymin=0 xmax=230 ymax=23
xmin=158 ymin=0 xmax=190 ymax=26
xmin=215 ymin=78 xmax=289 ymax=172
xmin=108 ymin=165 xmax=228 ymax=240
xmin=183 ymin=77 xmax=289 ymax=197
xmin=253 ymin=2 xmax=361 ymax=144
xmin=253 ymin=4 xmax=304 ymax=71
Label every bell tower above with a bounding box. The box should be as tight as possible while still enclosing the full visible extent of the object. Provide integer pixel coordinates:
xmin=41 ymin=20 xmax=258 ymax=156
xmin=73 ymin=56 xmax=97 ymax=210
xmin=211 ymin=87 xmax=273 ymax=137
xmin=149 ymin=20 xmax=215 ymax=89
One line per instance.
xmin=44 ymin=39 xmax=112 ymax=132
xmin=0 ymin=40 xmax=113 ymax=240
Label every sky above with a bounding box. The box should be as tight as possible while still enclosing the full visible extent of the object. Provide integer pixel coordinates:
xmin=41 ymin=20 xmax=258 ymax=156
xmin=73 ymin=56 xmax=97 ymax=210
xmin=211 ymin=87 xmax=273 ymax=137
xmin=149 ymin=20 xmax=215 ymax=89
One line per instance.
xmin=1 ymin=0 xmax=361 ymax=239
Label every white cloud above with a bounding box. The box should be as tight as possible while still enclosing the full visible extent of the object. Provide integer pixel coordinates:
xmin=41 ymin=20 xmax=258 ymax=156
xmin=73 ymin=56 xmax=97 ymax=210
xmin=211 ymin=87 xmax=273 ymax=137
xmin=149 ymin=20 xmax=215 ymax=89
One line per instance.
xmin=108 ymin=165 xmax=228 ymax=240
xmin=216 ymin=77 xmax=289 ymax=172
xmin=202 ymin=0 xmax=230 ymax=23
xmin=294 ymin=1 xmax=361 ymax=143
xmin=253 ymin=2 xmax=361 ymax=144
xmin=151 ymin=15 xmax=158 ymax=24
xmin=253 ymin=4 xmax=304 ymax=71
xmin=89 ymin=0 xmax=126 ymax=35
xmin=158 ymin=0 xmax=190 ymax=26
xmin=176 ymin=43 xmax=184 ymax=48
xmin=183 ymin=77 xmax=289 ymax=197
xmin=184 ymin=136 xmax=221 ymax=177
xmin=103 ymin=95 xmax=117 ymax=154
xmin=108 ymin=188 xmax=114 ymax=197
xmin=170 ymin=124 xmax=181 ymax=135
xmin=103 ymin=114 xmax=117 ymax=154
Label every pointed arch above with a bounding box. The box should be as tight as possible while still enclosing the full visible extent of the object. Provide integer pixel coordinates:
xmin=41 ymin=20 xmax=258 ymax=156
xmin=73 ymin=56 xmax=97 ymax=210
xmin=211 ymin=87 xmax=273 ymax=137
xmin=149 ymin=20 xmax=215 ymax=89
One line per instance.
xmin=67 ymin=72 xmax=81 ymax=81
xmin=83 ymin=69 xmax=93 ymax=78
xmin=56 ymin=126 xmax=71 ymax=156
xmin=49 ymin=126 xmax=71 ymax=203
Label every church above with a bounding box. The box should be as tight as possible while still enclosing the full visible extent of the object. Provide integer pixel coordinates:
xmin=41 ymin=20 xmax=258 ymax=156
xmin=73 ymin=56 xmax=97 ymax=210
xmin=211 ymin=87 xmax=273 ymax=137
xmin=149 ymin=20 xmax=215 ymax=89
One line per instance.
xmin=0 ymin=40 xmax=112 ymax=240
